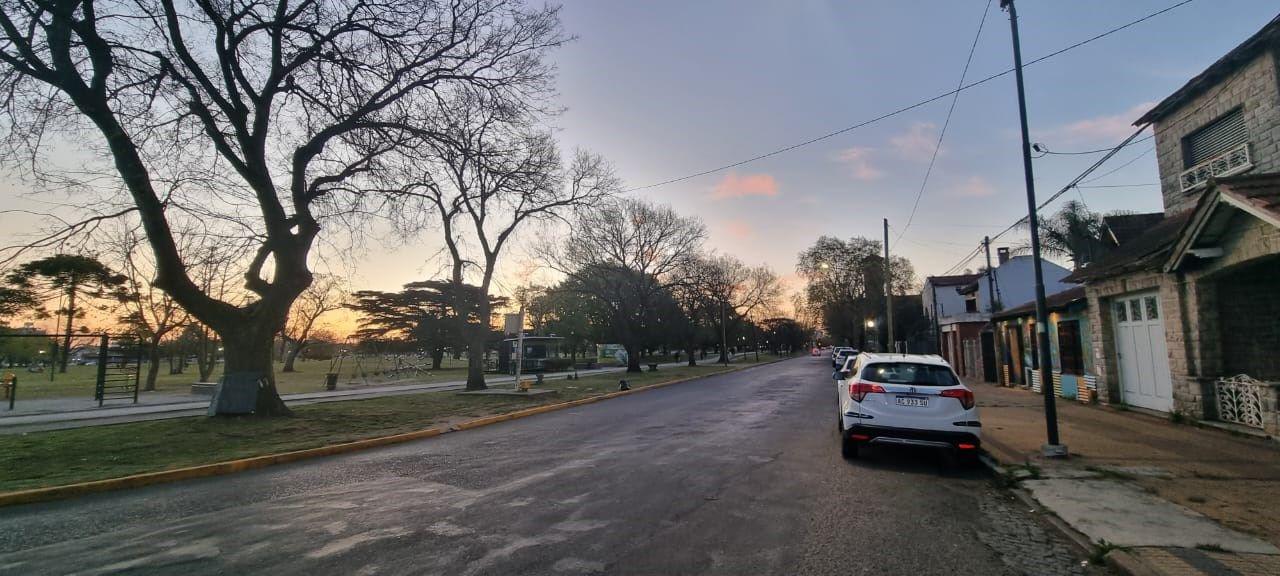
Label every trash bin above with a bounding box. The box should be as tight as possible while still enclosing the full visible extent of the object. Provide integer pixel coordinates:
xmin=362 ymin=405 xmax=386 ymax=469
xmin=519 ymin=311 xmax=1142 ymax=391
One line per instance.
xmin=325 ymin=372 xmax=338 ymax=391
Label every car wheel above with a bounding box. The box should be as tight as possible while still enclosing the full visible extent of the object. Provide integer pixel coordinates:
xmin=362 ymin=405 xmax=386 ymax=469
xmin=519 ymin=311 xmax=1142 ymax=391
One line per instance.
xmin=841 ymin=433 xmax=859 ymax=459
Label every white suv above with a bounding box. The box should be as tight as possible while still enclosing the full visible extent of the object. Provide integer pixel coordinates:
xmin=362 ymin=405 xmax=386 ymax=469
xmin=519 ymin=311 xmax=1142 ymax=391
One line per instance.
xmin=830 ymin=347 xmax=856 ymax=369
xmin=834 ymin=353 xmax=981 ymax=460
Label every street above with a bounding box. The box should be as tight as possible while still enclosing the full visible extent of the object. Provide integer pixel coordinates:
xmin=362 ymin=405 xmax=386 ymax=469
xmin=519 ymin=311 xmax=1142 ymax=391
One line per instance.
xmin=0 ymin=357 xmax=1090 ymax=575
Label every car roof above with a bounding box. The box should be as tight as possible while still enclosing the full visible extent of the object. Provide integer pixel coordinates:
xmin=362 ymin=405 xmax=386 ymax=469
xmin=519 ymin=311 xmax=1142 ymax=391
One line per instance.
xmin=854 ymin=352 xmax=952 ymax=368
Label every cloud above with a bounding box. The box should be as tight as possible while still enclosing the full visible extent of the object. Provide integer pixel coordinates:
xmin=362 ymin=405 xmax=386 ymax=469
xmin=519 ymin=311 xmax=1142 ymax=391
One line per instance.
xmin=1051 ymin=102 xmax=1157 ymax=143
xmin=891 ymin=122 xmax=941 ymax=160
xmin=953 ymin=175 xmax=996 ymax=198
xmin=711 ymin=172 xmax=778 ymax=200
xmin=723 ymin=220 xmax=753 ymax=240
xmin=833 ymin=147 xmax=883 ymax=181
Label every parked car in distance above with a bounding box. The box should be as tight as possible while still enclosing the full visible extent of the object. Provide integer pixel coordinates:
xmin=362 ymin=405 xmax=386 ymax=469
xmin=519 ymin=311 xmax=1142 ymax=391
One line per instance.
xmin=834 ymin=353 xmax=980 ymax=462
xmin=830 ymin=347 xmax=855 ymax=368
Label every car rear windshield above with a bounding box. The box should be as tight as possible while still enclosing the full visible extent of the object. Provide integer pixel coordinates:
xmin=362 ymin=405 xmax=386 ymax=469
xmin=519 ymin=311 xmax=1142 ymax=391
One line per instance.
xmin=860 ymin=363 xmax=959 ymax=387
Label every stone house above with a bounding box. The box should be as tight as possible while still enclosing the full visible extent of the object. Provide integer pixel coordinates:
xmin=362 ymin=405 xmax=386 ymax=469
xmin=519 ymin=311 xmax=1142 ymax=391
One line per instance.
xmin=1065 ymin=15 xmax=1280 ymax=436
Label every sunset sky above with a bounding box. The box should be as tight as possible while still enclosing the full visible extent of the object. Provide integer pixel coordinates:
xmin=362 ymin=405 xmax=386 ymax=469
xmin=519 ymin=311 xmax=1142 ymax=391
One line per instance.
xmin=3 ymin=0 xmax=1278 ymax=336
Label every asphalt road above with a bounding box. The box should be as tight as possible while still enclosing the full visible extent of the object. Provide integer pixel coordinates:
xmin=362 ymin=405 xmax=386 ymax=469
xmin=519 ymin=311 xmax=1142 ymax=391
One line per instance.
xmin=0 ymin=356 xmax=1088 ymax=575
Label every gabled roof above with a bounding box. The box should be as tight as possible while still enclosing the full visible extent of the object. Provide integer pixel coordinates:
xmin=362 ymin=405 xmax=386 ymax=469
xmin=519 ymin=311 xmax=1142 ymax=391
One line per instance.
xmin=1166 ymin=173 xmax=1280 ymax=271
xmin=1103 ymin=212 xmax=1165 ymax=246
xmin=992 ymin=286 xmax=1087 ymax=321
xmin=1062 ymin=212 xmax=1192 ymax=283
xmin=926 ymin=273 xmax=981 ymax=287
xmin=1136 ymin=14 xmax=1280 ymax=125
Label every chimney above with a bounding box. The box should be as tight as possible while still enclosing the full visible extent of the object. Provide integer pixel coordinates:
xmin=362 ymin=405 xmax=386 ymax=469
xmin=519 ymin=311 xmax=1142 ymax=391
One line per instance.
xmin=997 ymin=247 xmax=1010 ymax=265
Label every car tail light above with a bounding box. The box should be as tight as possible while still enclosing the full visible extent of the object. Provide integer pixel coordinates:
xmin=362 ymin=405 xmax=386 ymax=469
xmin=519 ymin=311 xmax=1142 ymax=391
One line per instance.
xmin=957 ymin=443 xmax=977 ymax=450
xmin=941 ymin=388 xmax=975 ymax=409
xmin=848 ymin=381 xmax=886 ymax=402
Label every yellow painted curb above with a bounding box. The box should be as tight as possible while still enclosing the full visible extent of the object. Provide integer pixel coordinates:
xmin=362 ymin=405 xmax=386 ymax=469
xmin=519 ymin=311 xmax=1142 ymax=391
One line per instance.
xmin=0 ymin=357 xmax=789 ymax=507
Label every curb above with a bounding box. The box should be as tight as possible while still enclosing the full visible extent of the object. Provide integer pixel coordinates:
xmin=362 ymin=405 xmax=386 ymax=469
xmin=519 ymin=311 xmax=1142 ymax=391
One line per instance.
xmin=978 ymin=451 xmax=1101 ymax=565
xmin=1103 ymin=549 xmax=1162 ymax=576
xmin=0 ymin=357 xmax=790 ymax=508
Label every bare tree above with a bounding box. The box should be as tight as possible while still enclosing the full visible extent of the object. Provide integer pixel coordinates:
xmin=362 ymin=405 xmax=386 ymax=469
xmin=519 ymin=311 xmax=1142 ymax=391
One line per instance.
xmin=397 ymin=90 xmax=619 ymax=389
xmin=550 ymin=198 xmax=705 ymax=373
xmin=282 ymin=274 xmax=345 ymax=372
xmin=109 ymin=226 xmax=189 ymax=391
xmin=0 ymin=0 xmax=567 ymax=414
xmin=703 ymin=254 xmax=781 ymax=363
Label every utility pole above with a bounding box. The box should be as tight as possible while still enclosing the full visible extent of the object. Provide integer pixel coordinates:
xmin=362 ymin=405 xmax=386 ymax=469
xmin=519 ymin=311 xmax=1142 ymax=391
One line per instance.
xmin=983 ymin=236 xmax=998 ymax=311
xmin=1001 ymin=0 xmax=1064 ymax=457
xmin=883 ymin=218 xmax=894 ymax=353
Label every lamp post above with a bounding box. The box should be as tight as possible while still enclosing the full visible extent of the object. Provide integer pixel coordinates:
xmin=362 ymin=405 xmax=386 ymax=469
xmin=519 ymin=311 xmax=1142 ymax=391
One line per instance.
xmin=1001 ymin=0 xmax=1065 ymax=457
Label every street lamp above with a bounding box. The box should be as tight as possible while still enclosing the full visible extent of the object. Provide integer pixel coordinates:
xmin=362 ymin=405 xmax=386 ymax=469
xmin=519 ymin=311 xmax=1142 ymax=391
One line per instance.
xmin=865 ymin=320 xmax=876 ymax=328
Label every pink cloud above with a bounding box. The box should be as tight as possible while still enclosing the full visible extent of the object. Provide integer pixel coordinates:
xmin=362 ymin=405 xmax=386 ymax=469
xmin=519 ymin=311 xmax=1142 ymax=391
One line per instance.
xmin=953 ymin=175 xmax=996 ymax=198
xmin=1053 ymin=102 xmax=1157 ymax=142
xmin=711 ymin=172 xmax=778 ymax=200
xmin=891 ymin=122 xmax=941 ymax=160
xmin=833 ymin=147 xmax=883 ymax=181
xmin=723 ymin=220 xmax=753 ymax=240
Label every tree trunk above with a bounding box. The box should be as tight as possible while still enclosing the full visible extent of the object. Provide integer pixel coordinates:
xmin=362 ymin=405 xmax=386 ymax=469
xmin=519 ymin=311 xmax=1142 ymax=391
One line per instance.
xmin=431 ymin=347 xmax=444 ymax=370
xmin=60 ymin=285 xmax=76 ymax=373
xmin=218 ymin=330 xmax=291 ymax=416
xmin=624 ymin=343 xmax=642 ymax=373
xmin=283 ymin=340 xmax=304 ymax=372
xmin=144 ymin=339 xmax=162 ymax=391
xmin=465 ymin=298 xmax=490 ymax=390
xmin=686 ymin=342 xmax=697 ymax=367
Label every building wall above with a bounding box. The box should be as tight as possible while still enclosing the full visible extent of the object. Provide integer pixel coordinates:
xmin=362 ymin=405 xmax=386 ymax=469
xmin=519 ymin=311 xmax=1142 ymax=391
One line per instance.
xmin=1082 ymin=270 xmax=1178 ymax=408
xmin=1152 ymin=49 xmax=1280 ymax=215
xmin=990 ymin=256 xmax=1075 ymax=311
xmin=995 ymin=306 xmax=1093 ymax=399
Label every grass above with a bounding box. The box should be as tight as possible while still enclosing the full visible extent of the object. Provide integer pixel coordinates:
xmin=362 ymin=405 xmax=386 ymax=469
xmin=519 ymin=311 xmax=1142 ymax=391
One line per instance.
xmin=1090 ymin=539 xmax=1126 ymax=565
xmin=0 ymin=356 xmax=776 ymax=492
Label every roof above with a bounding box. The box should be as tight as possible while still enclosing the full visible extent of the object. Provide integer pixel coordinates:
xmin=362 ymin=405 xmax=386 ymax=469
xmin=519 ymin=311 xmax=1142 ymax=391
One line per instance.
xmin=1062 ymin=211 xmax=1193 ymax=283
xmin=1103 ymin=212 xmax=1165 ymax=246
xmin=1166 ymin=173 xmax=1280 ymax=271
xmin=1136 ymin=14 xmax=1280 ymax=125
xmin=992 ymin=286 xmax=1087 ymax=321
xmin=854 ymin=352 xmax=951 ymax=368
xmin=926 ymin=273 xmax=981 ymax=287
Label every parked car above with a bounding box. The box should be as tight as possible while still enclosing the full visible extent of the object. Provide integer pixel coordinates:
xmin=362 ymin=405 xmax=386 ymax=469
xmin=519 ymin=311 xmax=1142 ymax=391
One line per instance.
xmin=834 ymin=353 xmax=980 ymax=461
xmin=830 ymin=347 xmax=855 ymax=368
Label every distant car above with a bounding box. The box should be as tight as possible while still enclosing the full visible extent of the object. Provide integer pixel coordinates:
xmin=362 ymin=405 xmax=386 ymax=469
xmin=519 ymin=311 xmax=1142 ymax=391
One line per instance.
xmin=810 ymin=347 xmax=821 ymax=356
xmin=834 ymin=353 xmax=980 ymax=461
xmin=830 ymin=347 xmax=855 ymax=368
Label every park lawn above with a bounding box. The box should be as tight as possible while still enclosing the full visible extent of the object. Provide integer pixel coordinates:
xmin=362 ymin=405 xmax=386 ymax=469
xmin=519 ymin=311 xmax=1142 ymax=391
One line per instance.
xmin=0 ymin=358 xmax=775 ymax=492
xmin=7 ymin=357 xmax=474 ymax=400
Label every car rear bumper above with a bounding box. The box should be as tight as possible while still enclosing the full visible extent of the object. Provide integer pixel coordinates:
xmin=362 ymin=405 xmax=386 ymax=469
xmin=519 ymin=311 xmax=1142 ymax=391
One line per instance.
xmin=844 ymin=424 xmax=980 ymax=450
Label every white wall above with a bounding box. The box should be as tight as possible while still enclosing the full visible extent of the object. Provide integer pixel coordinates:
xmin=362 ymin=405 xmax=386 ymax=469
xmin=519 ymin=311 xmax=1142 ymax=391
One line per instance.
xmin=923 ymin=256 xmax=1075 ymax=322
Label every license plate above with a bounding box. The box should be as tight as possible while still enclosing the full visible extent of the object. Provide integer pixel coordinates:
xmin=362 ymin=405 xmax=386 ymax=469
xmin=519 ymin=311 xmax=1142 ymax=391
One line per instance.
xmin=895 ymin=396 xmax=928 ymax=408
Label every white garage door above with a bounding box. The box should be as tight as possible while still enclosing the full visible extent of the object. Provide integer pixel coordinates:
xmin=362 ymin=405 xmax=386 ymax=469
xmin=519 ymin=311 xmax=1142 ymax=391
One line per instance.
xmin=1113 ymin=292 xmax=1173 ymax=412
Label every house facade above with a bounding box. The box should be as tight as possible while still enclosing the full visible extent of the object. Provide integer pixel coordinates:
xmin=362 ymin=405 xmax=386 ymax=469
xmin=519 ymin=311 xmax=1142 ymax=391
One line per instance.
xmin=923 ymin=251 xmax=1073 ymax=383
xmin=1066 ymin=16 xmax=1280 ymax=435
xmin=991 ymin=286 xmax=1098 ymax=403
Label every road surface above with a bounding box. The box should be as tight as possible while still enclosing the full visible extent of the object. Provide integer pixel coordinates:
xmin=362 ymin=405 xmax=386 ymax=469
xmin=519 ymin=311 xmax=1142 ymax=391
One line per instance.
xmin=0 ymin=357 xmax=1093 ymax=575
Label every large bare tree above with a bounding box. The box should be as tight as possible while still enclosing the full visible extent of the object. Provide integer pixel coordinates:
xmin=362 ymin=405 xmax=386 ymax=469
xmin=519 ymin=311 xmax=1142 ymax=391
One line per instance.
xmin=281 ymin=273 xmax=345 ymax=372
xmin=550 ymin=198 xmax=705 ymax=373
xmin=0 ymin=0 xmax=566 ymax=413
xmin=397 ymin=90 xmax=618 ymax=390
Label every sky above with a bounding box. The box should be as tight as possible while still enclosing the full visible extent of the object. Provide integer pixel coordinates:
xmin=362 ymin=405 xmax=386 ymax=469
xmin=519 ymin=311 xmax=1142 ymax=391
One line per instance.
xmin=3 ymin=0 xmax=1279 ymax=334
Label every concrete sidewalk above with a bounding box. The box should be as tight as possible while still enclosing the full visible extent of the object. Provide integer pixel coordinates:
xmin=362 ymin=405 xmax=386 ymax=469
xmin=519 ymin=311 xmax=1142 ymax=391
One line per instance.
xmin=975 ymin=380 xmax=1280 ymax=576
xmin=0 ymin=359 xmax=710 ymax=434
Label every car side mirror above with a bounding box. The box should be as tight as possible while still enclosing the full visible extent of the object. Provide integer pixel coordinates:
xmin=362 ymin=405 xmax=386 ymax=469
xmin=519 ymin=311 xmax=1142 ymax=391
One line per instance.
xmin=832 ymin=371 xmax=841 ymax=380
xmin=834 ymin=370 xmax=851 ymax=380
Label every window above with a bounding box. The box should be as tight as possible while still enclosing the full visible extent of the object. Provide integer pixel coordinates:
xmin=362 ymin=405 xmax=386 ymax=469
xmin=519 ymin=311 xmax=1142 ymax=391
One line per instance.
xmin=860 ymin=362 xmax=958 ymax=387
xmin=1028 ymin=323 xmax=1039 ymax=369
xmin=1057 ymin=320 xmax=1084 ymax=376
xmin=1129 ymin=299 xmax=1142 ymax=322
xmin=1114 ymin=301 xmax=1127 ymax=322
xmin=1183 ymin=108 xmax=1246 ymax=169
xmin=965 ymin=296 xmax=978 ymax=313
xmin=1144 ymin=296 xmax=1159 ymax=320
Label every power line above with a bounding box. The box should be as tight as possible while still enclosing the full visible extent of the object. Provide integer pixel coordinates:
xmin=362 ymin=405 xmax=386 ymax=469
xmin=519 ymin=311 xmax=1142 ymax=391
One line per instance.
xmin=896 ymin=0 xmax=992 ymax=242
xmin=623 ymin=0 xmax=1198 ymax=194
xmin=1076 ymin=183 xmax=1159 ymax=188
xmin=1031 ymin=134 xmax=1154 ymax=157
